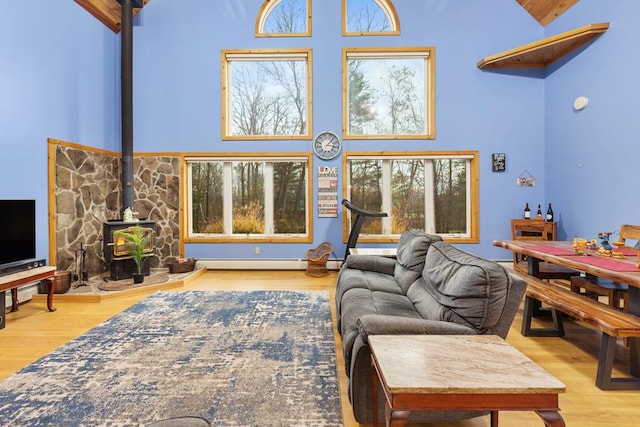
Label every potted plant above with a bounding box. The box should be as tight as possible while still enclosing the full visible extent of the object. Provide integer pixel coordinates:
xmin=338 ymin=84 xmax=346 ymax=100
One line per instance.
xmin=118 ymin=225 xmax=153 ymax=284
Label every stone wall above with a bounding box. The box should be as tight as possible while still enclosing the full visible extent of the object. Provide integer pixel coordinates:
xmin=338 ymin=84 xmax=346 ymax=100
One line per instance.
xmin=53 ymin=142 xmax=181 ymax=277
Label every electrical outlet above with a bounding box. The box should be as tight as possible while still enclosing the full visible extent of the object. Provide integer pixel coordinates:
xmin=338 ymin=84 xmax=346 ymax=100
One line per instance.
xmin=255 ymin=247 xmax=260 ymax=255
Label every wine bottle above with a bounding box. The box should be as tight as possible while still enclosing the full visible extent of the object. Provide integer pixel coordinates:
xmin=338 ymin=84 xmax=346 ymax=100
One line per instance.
xmin=524 ymin=203 xmax=531 ymax=219
xmin=536 ymin=204 xmax=543 ymax=219
xmin=546 ymin=203 xmax=554 ymax=222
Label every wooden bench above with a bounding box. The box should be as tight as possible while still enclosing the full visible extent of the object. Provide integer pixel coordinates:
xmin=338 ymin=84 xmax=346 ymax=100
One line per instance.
xmin=512 ymin=270 xmax=640 ymax=390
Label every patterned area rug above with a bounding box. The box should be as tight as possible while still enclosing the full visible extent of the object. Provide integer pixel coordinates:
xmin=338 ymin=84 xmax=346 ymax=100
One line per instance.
xmin=0 ymin=291 xmax=343 ymax=426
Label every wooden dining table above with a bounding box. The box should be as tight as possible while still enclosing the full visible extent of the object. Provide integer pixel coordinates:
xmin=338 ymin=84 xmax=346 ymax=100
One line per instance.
xmin=494 ymin=240 xmax=640 ymax=384
xmin=493 ymin=240 xmax=640 ymax=315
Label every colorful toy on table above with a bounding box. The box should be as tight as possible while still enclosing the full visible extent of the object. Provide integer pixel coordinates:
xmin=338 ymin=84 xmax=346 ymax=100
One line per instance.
xmin=596 ymin=231 xmax=625 ymax=258
xmin=598 ymin=231 xmax=613 ymax=250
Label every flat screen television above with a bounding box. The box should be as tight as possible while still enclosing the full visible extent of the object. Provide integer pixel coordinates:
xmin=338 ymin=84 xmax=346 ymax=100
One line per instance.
xmin=0 ymin=200 xmax=36 ymax=269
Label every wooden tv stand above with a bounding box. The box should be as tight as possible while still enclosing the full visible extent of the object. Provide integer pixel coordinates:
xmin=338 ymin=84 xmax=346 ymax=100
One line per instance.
xmin=0 ymin=266 xmax=57 ymax=329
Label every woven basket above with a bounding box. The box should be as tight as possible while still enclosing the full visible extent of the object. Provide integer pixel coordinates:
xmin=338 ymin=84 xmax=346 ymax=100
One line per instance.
xmin=168 ymin=258 xmax=197 ymax=274
xmin=37 ymin=270 xmax=72 ymax=294
xmin=305 ymin=242 xmax=333 ymax=277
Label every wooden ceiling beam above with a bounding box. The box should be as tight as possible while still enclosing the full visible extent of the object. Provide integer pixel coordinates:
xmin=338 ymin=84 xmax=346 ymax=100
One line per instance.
xmin=516 ymin=0 xmax=580 ymax=27
xmin=74 ymin=0 xmax=150 ymax=33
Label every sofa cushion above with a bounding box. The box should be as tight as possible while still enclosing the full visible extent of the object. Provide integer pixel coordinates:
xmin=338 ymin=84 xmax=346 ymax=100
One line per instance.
xmin=407 ymin=241 xmax=510 ymax=332
xmin=393 ymin=230 xmax=442 ymax=293
xmin=339 ymin=288 xmax=422 ymax=377
xmin=336 ymin=267 xmax=403 ymax=316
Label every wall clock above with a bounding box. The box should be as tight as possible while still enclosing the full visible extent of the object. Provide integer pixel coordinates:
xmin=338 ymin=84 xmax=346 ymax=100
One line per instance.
xmin=313 ymin=131 xmax=342 ymax=160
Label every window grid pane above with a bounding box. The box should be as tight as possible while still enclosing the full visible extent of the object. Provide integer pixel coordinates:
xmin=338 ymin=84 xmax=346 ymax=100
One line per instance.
xmin=223 ymin=49 xmax=311 ymax=139
xmin=187 ymin=157 xmax=309 ymax=239
xmin=345 ymin=48 xmax=433 ymax=139
xmin=346 ymin=153 xmax=476 ymax=241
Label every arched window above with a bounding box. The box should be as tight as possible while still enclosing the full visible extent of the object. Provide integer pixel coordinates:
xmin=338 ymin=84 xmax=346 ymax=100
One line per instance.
xmin=255 ymin=0 xmax=311 ymax=37
xmin=343 ymin=0 xmax=399 ymax=36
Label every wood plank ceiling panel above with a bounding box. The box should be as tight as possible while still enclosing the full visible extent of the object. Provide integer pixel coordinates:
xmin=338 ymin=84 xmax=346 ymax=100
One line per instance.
xmin=74 ymin=0 xmax=150 ymax=33
xmin=516 ymin=0 xmax=580 ymax=26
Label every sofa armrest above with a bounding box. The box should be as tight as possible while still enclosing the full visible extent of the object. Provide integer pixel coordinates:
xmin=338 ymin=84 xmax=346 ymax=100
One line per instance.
xmin=357 ymin=314 xmax=477 ymax=341
xmin=343 ymin=255 xmax=396 ymax=275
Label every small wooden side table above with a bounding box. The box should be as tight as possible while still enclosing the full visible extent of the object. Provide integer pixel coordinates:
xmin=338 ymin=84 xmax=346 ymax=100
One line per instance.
xmin=0 ymin=266 xmax=57 ymax=329
xmin=370 ymin=335 xmax=566 ymax=427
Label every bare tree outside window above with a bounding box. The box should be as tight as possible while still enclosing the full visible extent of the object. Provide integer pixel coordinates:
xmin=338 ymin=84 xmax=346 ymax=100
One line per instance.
xmin=343 ymin=0 xmax=399 ymax=35
xmin=345 ymin=48 xmax=433 ymax=139
xmin=256 ymin=0 xmax=311 ymax=37
xmin=188 ymin=157 xmax=309 ymax=240
xmin=346 ymin=0 xmax=390 ymax=33
xmin=433 ymin=159 xmax=468 ymax=234
xmin=263 ymin=0 xmax=307 ymax=34
xmin=233 ymin=162 xmax=265 ymax=234
xmin=346 ymin=152 xmax=478 ymax=242
xmin=273 ymin=161 xmax=307 ymax=233
xmin=222 ymin=49 xmax=311 ymax=139
xmin=391 ymin=159 xmax=425 ymax=232
xmin=190 ymin=162 xmax=223 ymax=234
xmin=348 ymin=159 xmax=384 ymax=234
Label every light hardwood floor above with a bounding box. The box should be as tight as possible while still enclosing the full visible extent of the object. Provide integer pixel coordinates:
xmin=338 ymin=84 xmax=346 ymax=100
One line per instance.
xmin=1 ymin=270 xmax=638 ymax=426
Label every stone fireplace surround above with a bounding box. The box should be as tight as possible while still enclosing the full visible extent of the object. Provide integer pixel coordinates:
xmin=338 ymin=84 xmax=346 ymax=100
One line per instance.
xmin=49 ymin=138 xmax=181 ymax=278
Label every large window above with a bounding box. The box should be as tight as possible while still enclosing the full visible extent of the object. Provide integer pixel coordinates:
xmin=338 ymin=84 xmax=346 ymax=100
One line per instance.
xmin=344 ymin=152 xmax=479 ymax=242
xmin=221 ymin=49 xmax=312 ymax=140
xmin=186 ymin=155 xmax=311 ymax=242
xmin=343 ymin=47 xmax=435 ymax=139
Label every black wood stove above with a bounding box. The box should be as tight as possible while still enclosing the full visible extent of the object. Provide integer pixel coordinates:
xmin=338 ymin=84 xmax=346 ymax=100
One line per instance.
xmin=103 ymin=220 xmax=156 ymax=280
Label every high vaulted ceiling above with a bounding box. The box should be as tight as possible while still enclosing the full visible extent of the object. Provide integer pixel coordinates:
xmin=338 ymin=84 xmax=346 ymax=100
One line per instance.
xmin=74 ymin=0 xmax=578 ymax=34
xmin=74 ymin=0 xmax=151 ymax=33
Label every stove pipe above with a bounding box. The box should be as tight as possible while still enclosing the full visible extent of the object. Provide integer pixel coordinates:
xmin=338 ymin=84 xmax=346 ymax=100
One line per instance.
xmin=119 ymin=0 xmax=140 ymax=214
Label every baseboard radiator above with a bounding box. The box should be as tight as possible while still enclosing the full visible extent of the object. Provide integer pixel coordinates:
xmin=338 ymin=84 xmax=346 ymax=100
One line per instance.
xmin=198 ymin=258 xmax=343 ymax=271
xmin=4 ymin=284 xmax=37 ymax=309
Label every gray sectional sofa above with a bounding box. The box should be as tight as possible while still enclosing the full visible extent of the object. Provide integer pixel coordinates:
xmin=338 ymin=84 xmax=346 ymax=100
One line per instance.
xmin=335 ymin=229 xmax=527 ymax=424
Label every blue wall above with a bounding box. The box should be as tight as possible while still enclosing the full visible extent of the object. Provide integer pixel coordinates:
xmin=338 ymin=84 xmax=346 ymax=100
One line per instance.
xmin=2 ymin=0 xmax=636 ymax=263
xmin=133 ymin=0 xmax=544 ymax=260
xmin=0 ymin=1 xmax=118 ymax=260
xmin=544 ymin=1 xmax=640 ymax=242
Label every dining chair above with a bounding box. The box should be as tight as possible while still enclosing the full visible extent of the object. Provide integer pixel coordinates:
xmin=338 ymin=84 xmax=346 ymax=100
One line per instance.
xmin=510 ymin=219 xmax=578 ymax=281
xmin=569 ymin=224 xmax=640 ymax=310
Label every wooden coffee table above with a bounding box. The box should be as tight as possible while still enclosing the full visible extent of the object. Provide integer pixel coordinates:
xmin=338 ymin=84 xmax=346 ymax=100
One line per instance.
xmin=370 ymin=335 xmax=566 ymax=427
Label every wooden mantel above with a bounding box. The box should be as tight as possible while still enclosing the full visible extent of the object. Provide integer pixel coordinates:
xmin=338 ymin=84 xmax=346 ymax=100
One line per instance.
xmin=74 ymin=0 xmax=151 ymax=33
xmin=477 ymin=22 xmax=609 ymax=70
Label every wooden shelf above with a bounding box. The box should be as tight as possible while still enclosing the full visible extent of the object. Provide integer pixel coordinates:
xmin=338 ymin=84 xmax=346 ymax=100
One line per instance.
xmin=477 ymin=22 xmax=609 ymax=70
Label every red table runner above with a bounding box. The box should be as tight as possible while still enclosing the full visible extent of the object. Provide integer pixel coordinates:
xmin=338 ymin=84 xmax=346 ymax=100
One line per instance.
xmin=523 ymin=244 xmax=575 ymax=256
xmin=612 ymin=246 xmax=639 ymax=256
xmin=565 ymin=255 xmax=640 ymax=272
xmin=524 ymin=244 xmax=639 ymax=258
